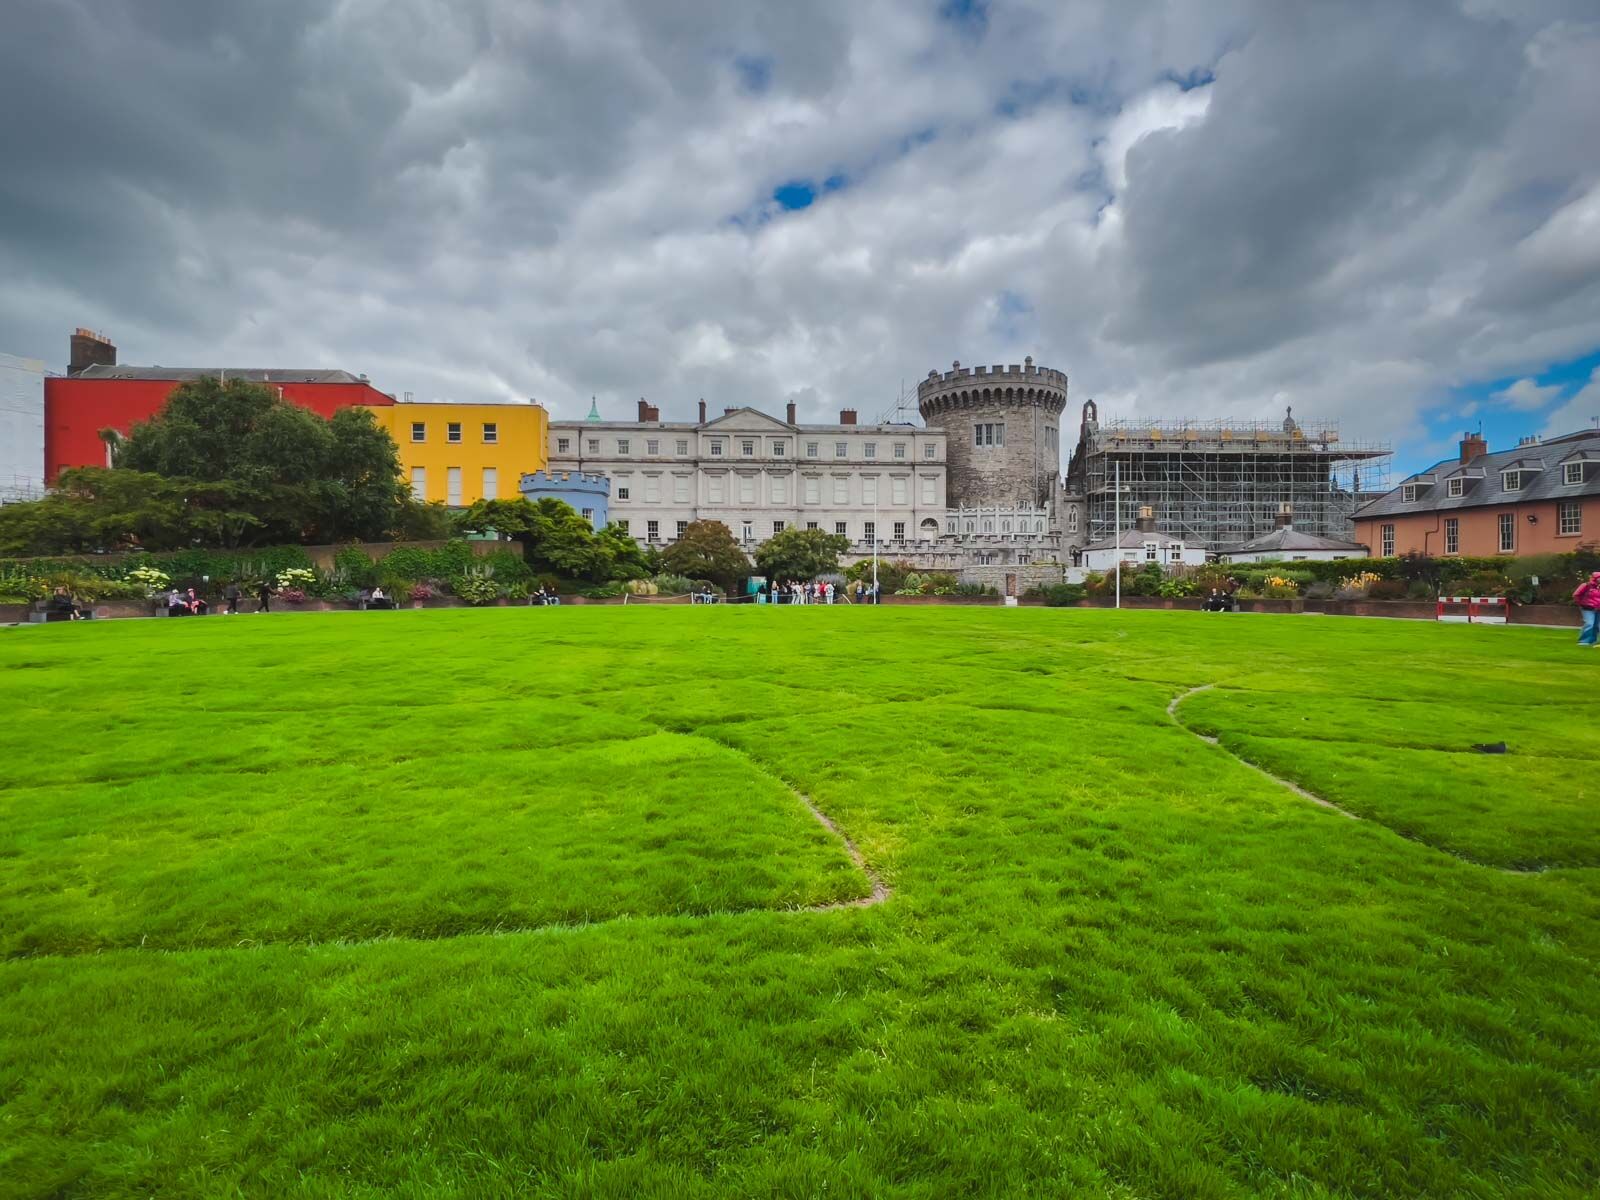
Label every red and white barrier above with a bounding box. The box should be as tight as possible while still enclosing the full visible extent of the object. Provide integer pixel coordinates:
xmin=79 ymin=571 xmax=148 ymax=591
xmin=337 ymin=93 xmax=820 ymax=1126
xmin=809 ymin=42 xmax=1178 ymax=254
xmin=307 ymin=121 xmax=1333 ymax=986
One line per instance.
xmin=1436 ymin=595 xmax=1507 ymax=624
xmin=1471 ymin=596 xmax=1508 ymax=625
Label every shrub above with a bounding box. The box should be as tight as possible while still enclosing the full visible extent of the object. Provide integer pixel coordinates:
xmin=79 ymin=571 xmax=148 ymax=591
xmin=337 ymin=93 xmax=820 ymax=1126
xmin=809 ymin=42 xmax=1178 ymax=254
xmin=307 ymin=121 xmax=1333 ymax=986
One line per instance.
xmin=278 ymin=587 xmax=308 ymax=604
xmin=1335 ymin=570 xmax=1382 ymax=599
xmin=450 ymin=575 xmax=500 ymax=605
xmin=276 ymin=567 xmax=317 ymax=592
xmin=1461 ymin=569 xmax=1512 ymax=597
xmin=410 ymin=582 xmax=435 ymax=602
xmin=650 ymin=574 xmax=698 ymax=595
xmin=332 ymin=546 xmax=379 ymax=589
xmin=1367 ymin=578 xmax=1410 ymax=600
xmin=953 ymin=582 xmax=998 ymax=597
xmin=1304 ymin=580 xmax=1334 ymax=600
xmin=1406 ymin=580 xmax=1435 ymax=601
xmin=127 ymin=564 xmax=172 ymax=595
xmin=1262 ymin=575 xmax=1300 ymax=599
xmin=581 ymin=582 xmax=626 ymax=599
xmin=1158 ymin=577 xmax=1198 ymax=598
xmin=625 ymin=579 xmax=659 ymax=596
xmin=1041 ymin=583 xmax=1085 ymax=607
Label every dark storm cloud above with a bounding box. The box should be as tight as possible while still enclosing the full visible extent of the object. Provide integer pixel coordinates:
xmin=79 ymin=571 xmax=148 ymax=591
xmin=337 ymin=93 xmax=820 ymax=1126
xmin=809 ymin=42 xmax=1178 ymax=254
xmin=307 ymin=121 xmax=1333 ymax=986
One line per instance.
xmin=0 ymin=0 xmax=1596 ymax=448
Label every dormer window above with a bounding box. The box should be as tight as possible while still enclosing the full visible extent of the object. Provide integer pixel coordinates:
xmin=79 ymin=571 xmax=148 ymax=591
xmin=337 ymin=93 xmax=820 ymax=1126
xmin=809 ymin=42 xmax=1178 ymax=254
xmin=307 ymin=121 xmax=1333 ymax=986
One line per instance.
xmin=1447 ymin=477 xmax=1463 ymax=498
xmin=1565 ymin=462 xmax=1584 ymax=485
xmin=1402 ymin=483 xmax=1421 ymax=502
xmin=1502 ymin=470 xmax=1523 ymax=492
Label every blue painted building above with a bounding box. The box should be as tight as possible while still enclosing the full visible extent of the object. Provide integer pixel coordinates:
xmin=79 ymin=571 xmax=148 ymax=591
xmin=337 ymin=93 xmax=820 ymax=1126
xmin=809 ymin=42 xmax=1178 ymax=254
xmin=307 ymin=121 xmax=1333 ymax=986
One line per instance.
xmin=520 ymin=469 xmax=610 ymax=530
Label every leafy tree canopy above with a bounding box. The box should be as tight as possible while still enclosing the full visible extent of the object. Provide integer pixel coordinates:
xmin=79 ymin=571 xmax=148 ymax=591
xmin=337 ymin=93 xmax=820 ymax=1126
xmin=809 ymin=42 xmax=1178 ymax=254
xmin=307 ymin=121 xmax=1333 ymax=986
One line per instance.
xmin=0 ymin=468 xmax=260 ymax=556
xmin=106 ymin=377 xmax=416 ymax=545
xmin=753 ymin=527 xmax=850 ymax=582
xmin=455 ymin=499 xmax=656 ymax=583
xmin=658 ymin=521 xmax=750 ymax=590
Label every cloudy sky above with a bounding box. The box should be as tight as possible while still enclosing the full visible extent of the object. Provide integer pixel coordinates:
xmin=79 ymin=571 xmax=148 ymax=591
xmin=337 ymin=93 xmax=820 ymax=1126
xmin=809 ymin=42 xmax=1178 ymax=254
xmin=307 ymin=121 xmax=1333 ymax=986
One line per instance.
xmin=3 ymin=0 xmax=1599 ymax=474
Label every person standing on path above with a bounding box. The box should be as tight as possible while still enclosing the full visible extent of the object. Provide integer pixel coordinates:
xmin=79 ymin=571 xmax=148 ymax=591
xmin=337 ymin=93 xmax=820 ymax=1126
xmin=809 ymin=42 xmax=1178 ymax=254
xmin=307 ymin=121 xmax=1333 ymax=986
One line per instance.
xmin=257 ymin=581 xmax=273 ymax=613
xmin=224 ymin=582 xmax=241 ymax=615
xmin=1574 ymin=572 xmax=1600 ymax=645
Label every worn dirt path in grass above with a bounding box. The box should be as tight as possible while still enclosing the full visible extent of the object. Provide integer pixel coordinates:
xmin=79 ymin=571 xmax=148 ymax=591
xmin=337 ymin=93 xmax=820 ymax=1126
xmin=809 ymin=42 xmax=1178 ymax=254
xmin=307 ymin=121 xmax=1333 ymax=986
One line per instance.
xmin=1166 ymin=684 xmax=1558 ymax=877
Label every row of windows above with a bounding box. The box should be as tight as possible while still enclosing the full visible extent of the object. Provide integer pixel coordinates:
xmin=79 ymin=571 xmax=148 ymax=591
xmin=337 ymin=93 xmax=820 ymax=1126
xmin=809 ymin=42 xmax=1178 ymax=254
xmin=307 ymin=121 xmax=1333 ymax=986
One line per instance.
xmin=1384 ymin=502 xmax=1583 ymax=556
xmin=411 ymin=422 xmax=497 ymax=445
xmin=614 ymin=474 xmax=939 ymax=506
xmin=409 ymin=466 xmax=498 ymax=505
xmin=944 ymin=517 xmax=1048 ymax=535
xmin=1404 ymin=461 xmax=1587 ymax=501
xmin=616 ymin=518 xmax=936 ymax=543
xmin=557 ymin=435 xmax=938 ymax=461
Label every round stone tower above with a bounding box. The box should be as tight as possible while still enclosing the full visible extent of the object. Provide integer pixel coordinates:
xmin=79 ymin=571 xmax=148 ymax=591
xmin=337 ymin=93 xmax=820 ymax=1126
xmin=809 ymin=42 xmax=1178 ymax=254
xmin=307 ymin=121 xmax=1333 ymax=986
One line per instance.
xmin=917 ymin=356 xmax=1068 ymax=510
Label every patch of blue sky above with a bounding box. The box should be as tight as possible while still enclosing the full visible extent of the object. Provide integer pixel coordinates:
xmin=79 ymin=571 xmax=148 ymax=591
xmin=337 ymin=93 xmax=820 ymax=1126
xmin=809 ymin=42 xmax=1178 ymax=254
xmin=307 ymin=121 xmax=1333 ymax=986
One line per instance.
xmin=1401 ymin=348 xmax=1600 ymax=475
xmin=772 ymin=175 xmax=847 ymax=212
xmin=1162 ymin=66 xmax=1216 ymax=92
xmin=733 ymin=54 xmax=772 ymax=94
xmin=940 ymin=0 xmax=989 ymax=35
xmin=987 ymin=290 xmax=1034 ymax=342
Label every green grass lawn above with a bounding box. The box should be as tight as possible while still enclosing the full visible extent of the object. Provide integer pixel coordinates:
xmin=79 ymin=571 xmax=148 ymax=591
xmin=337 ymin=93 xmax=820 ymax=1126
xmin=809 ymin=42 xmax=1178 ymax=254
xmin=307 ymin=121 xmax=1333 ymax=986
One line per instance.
xmin=2 ymin=607 xmax=1598 ymax=1198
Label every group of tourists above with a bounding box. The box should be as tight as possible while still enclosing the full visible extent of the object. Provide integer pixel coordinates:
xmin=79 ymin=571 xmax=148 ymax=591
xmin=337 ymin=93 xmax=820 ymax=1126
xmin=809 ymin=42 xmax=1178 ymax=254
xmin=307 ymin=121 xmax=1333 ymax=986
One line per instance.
xmin=164 ymin=587 xmax=211 ymax=617
xmin=757 ymin=579 xmax=880 ymax=605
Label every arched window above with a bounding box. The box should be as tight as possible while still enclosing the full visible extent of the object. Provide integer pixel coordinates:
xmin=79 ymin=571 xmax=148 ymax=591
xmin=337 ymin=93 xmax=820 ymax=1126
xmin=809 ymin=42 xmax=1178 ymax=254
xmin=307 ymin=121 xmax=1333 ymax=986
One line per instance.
xmin=965 ymin=520 xmax=975 ymax=533
xmin=983 ymin=520 xmax=994 ymax=533
xmin=945 ymin=519 xmax=957 ymax=534
xmin=1001 ymin=520 xmax=1012 ymax=533
xmin=1036 ymin=519 xmax=1045 ymax=533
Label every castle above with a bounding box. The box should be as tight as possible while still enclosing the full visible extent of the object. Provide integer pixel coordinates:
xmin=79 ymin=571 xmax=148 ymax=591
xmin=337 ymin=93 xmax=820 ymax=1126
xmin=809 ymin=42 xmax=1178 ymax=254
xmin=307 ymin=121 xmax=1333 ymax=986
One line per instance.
xmin=535 ymin=357 xmax=1078 ymax=576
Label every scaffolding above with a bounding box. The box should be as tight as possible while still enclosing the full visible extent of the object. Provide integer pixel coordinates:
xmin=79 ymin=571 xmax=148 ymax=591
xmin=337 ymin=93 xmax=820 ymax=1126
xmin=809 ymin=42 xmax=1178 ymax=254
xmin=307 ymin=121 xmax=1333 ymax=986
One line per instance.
xmin=1070 ymin=417 xmax=1390 ymax=550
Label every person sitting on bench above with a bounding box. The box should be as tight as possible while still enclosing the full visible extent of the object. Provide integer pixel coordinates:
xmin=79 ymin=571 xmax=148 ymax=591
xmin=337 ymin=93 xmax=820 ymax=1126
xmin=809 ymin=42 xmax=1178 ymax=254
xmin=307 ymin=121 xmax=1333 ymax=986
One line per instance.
xmin=370 ymin=586 xmax=392 ymax=610
xmin=49 ymin=587 xmax=84 ymax=620
xmin=166 ymin=588 xmax=188 ymax=617
xmin=184 ymin=587 xmax=209 ymax=615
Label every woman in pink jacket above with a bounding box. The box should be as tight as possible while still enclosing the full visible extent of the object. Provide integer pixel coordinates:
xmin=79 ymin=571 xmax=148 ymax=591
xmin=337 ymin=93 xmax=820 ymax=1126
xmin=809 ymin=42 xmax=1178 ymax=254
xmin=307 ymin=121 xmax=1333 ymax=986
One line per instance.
xmin=1573 ymin=571 xmax=1600 ymax=646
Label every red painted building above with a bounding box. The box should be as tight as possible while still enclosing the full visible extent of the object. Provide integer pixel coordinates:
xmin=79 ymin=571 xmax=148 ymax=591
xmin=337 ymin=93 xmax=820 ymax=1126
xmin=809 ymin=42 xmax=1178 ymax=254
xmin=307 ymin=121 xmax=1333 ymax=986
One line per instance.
xmin=43 ymin=330 xmax=393 ymax=481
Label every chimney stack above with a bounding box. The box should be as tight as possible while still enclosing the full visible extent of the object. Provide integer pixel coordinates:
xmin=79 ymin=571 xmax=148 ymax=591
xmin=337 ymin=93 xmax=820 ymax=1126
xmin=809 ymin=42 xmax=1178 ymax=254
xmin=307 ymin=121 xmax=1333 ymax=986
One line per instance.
xmin=786 ymin=401 xmax=797 ymax=425
xmin=698 ymin=398 xmax=706 ymax=424
xmin=69 ymin=327 xmax=116 ymax=376
xmin=1459 ymin=432 xmax=1487 ymax=464
xmin=636 ymin=398 xmax=659 ymax=422
xmin=1275 ymin=503 xmax=1294 ymax=528
xmin=839 ymin=408 xmax=857 ymax=425
xmin=1135 ymin=505 xmax=1156 ymax=533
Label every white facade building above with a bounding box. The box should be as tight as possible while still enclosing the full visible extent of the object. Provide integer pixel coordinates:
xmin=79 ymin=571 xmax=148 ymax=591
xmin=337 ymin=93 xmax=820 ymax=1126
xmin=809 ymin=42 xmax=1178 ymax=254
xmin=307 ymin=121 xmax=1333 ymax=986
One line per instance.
xmin=0 ymin=353 xmax=46 ymax=501
xmin=548 ymin=403 xmax=947 ymax=554
xmin=1080 ymin=510 xmax=1207 ymax=571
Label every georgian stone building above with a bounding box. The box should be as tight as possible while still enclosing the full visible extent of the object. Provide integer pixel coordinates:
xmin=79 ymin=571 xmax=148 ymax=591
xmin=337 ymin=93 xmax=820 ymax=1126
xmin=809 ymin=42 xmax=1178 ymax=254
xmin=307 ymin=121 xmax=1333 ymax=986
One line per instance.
xmin=546 ymin=399 xmax=948 ymax=554
xmin=545 ymin=356 xmax=1084 ymax=574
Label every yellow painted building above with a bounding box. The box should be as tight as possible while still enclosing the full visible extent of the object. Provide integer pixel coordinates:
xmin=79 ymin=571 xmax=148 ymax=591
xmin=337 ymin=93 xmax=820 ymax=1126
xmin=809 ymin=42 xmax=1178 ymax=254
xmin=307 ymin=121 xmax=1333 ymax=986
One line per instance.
xmin=373 ymin=402 xmax=548 ymax=507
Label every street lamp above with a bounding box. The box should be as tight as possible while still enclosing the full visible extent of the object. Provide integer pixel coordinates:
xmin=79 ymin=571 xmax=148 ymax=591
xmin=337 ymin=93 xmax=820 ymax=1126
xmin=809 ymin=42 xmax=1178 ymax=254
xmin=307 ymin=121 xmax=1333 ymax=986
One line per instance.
xmin=1113 ymin=460 xmax=1121 ymax=610
xmin=872 ymin=484 xmax=879 ymax=599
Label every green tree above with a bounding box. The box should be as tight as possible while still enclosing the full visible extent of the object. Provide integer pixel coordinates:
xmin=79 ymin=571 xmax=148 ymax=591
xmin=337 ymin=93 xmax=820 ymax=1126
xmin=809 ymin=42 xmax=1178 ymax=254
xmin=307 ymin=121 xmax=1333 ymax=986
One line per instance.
xmin=658 ymin=521 xmax=749 ymax=591
xmin=596 ymin=523 xmax=653 ymax=581
xmin=113 ymin=377 xmax=412 ymax=544
xmin=0 ymin=468 xmax=259 ymax=556
xmin=754 ymin=527 xmax=850 ymax=582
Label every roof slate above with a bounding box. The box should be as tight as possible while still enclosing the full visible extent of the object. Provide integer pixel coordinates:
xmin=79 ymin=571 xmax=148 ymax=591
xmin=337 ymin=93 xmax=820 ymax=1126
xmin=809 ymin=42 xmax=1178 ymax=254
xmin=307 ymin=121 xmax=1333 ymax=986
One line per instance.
xmin=1355 ymin=431 xmax=1600 ymax=518
xmin=73 ymin=366 xmax=365 ymax=384
xmin=1223 ymin=526 xmax=1367 ymax=554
